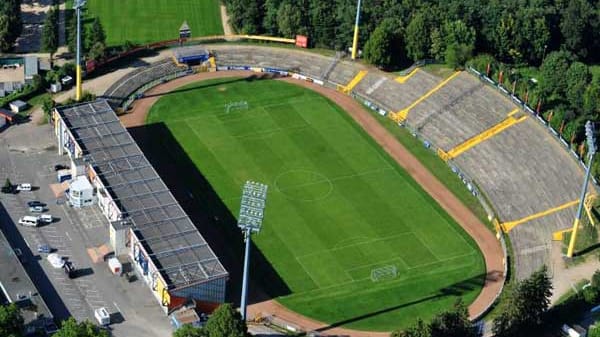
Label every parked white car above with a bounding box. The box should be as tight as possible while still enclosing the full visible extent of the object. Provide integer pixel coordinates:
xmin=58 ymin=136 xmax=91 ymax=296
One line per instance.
xmin=29 ymin=206 xmax=44 ymax=213
xmin=38 ymin=214 xmax=53 ymax=224
xmin=47 ymin=253 xmax=65 ymax=268
xmin=16 ymin=183 xmax=31 ymax=191
xmin=18 ymin=216 xmax=39 ymax=227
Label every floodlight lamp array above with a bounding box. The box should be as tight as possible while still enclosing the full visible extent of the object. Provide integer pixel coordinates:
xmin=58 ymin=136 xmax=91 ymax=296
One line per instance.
xmin=73 ymin=0 xmax=86 ymax=9
xmin=586 ymin=121 xmax=596 ymax=156
xmin=237 ymin=181 xmax=268 ymax=233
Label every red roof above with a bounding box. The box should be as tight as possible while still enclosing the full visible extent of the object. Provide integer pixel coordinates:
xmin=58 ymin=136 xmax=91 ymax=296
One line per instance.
xmin=0 ymin=108 xmax=16 ymax=121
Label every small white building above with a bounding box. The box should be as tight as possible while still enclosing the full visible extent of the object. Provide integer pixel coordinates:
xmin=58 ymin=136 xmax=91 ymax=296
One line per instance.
xmin=9 ymin=100 xmax=28 ymax=113
xmin=68 ymin=176 xmax=96 ymax=208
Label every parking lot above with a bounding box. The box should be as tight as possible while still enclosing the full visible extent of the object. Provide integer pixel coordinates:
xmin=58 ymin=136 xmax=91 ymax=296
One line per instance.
xmin=0 ymin=120 xmax=172 ymax=337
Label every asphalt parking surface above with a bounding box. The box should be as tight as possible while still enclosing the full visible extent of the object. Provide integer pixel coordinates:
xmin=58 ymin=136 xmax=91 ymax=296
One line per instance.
xmin=0 ymin=120 xmax=171 ymax=337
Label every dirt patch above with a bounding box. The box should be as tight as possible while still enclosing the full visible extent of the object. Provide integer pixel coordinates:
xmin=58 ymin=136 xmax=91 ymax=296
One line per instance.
xmin=220 ymin=4 xmax=234 ymax=37
xmin=122 ymin=71 xmax=505 ymax=336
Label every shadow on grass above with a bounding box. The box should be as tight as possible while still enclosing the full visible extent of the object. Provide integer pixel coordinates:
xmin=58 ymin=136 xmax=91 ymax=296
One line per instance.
xmin=315 ymin=271 xmax=488 ymax=331
xmin=128 ymin=122 xmax=290 ymax=304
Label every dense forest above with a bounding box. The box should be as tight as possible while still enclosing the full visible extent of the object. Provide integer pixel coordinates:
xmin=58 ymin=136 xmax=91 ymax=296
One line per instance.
xmin=223 ymin=0 xmax=599 ymax=66
xmin=224 ymin=0 xmax=600 ymax=172
xmin=0 ymin=0 xmax=22 ymax=51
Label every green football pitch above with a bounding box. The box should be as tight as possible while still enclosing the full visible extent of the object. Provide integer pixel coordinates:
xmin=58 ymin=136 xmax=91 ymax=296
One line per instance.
xmin=87 ymin=0 xmax=223 ymax=46
xmin=146 ymin=78 xmax=485 ymax=331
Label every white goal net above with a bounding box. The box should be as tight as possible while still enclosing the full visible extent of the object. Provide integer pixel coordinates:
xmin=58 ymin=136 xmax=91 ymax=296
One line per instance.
xmin=371 ymin=265 xmax=398 ymax=282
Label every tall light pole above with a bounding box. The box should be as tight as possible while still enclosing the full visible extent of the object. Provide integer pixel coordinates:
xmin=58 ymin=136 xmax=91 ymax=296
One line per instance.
xmin=351 ymin=0 xmax=362 ymax=60
xmin=74 ymin=0 xmax=86 ymax=101
xmin=567 ymin=121 xmax=596 ymax=258
xmin=238 ymin=181 xmax=268 ymax=320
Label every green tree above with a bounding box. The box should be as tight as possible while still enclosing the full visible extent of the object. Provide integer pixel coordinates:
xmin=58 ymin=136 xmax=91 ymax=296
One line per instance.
xmin=392 ymin=318 xmax=429 ymax=337
xmin=276 ymin=0 xmax=306 ymax=38
xmin=0 ymin=303 xmax=24 ymax=337
xmin=405 ymin=11 xmax=430 ymax=61
xmin=560 ymin=0 xmax=595 ymax=59
xmin=539 ymin=51 xmax=574 ymax=98
xmin=583 ymin=76 xmax=600 ymax=114
xmin=309 ymin=0 xmax=336 ymax=48
xmin=42 ymin=96 xmax=56 ymax=118
xmin=88 ymin=42 xmax=106 ymax=62
xmin=261 ymin=0 xmax=280 ymax=35
xmin=41 ymin=8 xmax=59 ymax=63
xmin=0 ymin=15 xmax=10 ymax=52
xmin=173 ymin=324 xmax=207 ymax=337
xmin=363 ymin=18 xmax=405 ymax=68
xmin=441 ymin=20 xmax=475 ymax=68
xmin=203 ymin=303 xmax=247 ymax=337
xmin=88 ymin=17 xmax=106 ymax=46
xmin=445 ymin=43 xmax=473 ymax=69
xmin=565 ymin=62 xmax=590 ymax=112
xmin=492 ymin=266 xmax=552 ymax=337
xmin=429 ymin=300 xmax=478 ymax=337
xmin=429 ymin=27 xmax=444 ymax=60
xmin=54 ymin=318 xmax=109 ymax=337
xmin=333 ymin=0 xmax=356 ymax=51
xmin=0 ymin=0 xmax=21 ymax=51
xmin=493 ymin=14 xmax=518 ymax=63
xmin=86 ymin=17 xmax=106 ymax=60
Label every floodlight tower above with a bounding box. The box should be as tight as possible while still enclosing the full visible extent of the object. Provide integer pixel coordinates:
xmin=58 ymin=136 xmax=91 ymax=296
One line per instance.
xmin=351 ymin=0 xmax=362 ymax=60
xmin=74 ymin=0 xmax=86 ymax=101
xmin=567 ymin=121 xmax=596 ymax=258
xmin=238 ymin=181 xmax=268 ymax=320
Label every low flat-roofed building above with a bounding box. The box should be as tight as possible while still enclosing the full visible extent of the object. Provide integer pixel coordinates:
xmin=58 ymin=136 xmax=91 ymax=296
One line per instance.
xmin=53 ymin=100 xmax=228 ymax=314
xmin=9 ymin=100 xmax=28 ymax=113
xmin=68 ymin=175 xmax=95 ymax=207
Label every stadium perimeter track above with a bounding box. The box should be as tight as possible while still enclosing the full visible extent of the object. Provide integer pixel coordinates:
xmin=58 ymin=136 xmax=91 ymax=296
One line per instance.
xmin=122 ymin=70 xmax=504 ymax=337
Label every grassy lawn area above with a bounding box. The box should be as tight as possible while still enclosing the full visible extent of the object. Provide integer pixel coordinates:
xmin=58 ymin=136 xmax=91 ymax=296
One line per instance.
xmin=87 ymin=0 xmax=223 ymax=46
xmin=147 ymin=78 xmax=485 ymax=331
xmin=420 ymin=64 xmax=456 ymax=78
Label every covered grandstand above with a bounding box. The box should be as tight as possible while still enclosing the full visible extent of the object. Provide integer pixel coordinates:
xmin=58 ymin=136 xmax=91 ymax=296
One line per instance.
xmin=52 ymin=100 xmax=228 ymax=313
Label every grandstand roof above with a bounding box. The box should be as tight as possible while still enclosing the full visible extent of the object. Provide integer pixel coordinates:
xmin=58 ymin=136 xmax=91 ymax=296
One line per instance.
xmin=173 ymin=46 xmax=209 ymax=63
xmin=55 ymin=100 xmax=228 ymax=289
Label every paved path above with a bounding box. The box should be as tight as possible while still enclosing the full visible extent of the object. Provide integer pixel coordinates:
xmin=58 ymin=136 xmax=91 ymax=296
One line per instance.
xmin=550 ymin=241 xmax=600 ymax=304
xmin=123 ymin=71 xmax=505 ymax=336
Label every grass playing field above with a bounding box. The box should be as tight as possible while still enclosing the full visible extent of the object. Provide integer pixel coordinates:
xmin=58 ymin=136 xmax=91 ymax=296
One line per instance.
xmin=87 ymin=0 xmax=223 ymax=46
xmin=146 ymin=78 xmax=485 ymax=331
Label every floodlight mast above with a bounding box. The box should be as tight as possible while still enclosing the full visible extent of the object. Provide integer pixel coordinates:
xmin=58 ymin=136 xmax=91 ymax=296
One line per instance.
xmin=351 ymin=0 xmax=362 ymax=60
xmin=74 ymin=0 xmax=86 ymax=101
xmin=567 ymin=121 xmax=596 ymax=258
xmin=238 ymin=181 xmax=268 ymax=320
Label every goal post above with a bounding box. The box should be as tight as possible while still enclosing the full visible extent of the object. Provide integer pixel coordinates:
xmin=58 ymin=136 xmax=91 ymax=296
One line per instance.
xmin=371 ymin=265 xmax=398 ymax=282
xmin=225 ymin=101 xmax=249 ymax=113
